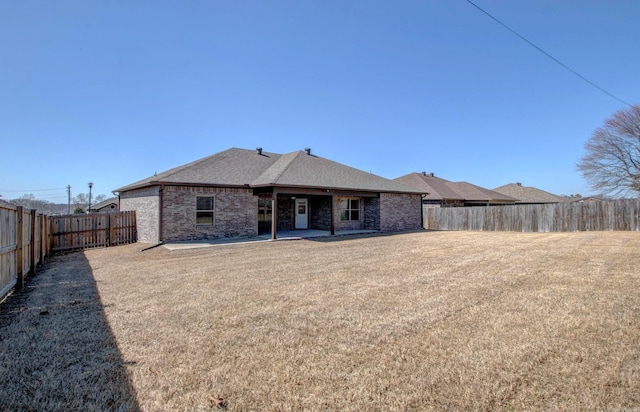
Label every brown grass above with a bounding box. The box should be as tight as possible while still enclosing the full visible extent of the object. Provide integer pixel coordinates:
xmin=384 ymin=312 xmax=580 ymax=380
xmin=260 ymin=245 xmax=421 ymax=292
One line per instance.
xmin=1 ymin=231 xmax=640 ymax=411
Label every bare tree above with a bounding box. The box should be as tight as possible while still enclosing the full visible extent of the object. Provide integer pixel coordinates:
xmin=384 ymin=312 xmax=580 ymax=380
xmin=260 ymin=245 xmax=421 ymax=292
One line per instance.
xmin=73 ymin=193 xmax=88 ymax=205
xmin=577 ymin=105 xmax=640 ymax=197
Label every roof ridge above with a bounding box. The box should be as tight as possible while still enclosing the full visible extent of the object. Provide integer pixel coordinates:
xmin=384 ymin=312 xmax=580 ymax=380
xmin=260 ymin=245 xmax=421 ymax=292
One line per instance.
xmin=253 ymin=150 xmax=302 ymax=185
xmin=156 ymin=147 xmax=241 ymax=181
xmin=274 ymin=151 xmax=303 ymax=182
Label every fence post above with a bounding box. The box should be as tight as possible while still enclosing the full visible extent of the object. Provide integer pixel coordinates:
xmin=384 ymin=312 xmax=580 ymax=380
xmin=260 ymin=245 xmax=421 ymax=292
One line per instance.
xmin=108 ymin=213 xmax=114 ymax=247
xmin=29 ymin=209 xmax=36 ymax=275
xmin=16 ymin=206 xmax=24 ymax=289
xmin=38 ymin=214 xmax=45 ymax=265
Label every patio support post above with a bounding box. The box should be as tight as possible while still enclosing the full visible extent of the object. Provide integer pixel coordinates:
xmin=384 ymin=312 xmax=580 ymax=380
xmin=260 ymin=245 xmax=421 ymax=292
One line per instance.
xmin=271 ymin=190 xmax=277 ymax=240
xmin=330 ymin=194 xmax=335 ymax=235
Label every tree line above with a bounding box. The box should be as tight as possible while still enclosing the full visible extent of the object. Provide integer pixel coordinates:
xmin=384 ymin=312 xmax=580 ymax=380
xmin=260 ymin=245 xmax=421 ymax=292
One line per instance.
xmin=4 ymin=193 xmax=109 ymax=215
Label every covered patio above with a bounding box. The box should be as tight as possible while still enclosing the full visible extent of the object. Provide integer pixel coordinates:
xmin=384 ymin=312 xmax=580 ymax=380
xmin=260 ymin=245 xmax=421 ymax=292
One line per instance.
xmin=256 ymin=187 xmax=382 ymax=240
xmin=162 ymin=229 xmax=380 ymax=250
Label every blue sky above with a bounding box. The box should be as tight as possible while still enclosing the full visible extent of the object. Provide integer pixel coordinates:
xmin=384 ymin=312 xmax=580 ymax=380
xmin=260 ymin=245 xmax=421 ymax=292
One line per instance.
xmin=1 ymin=1 xmax=638 ymax=203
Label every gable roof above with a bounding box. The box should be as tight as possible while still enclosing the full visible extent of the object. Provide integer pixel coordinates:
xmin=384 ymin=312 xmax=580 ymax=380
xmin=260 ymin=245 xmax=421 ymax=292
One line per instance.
xmin=448 ymin=182 xmax=516 ymax=203
xmin=492 ymin=183 xmax=567 ymax=204
xmin=393 ymin=172 xmax=516 ymax=203
xmin=88 ymin=197 xmax=119 ymax=211
xmin=115 ymin=148 xmax=422 ymax=194
xmin=393 ymin=173 xmax=463 ymax=201
xmin=114 ymin=148 xmax=282 ymax=192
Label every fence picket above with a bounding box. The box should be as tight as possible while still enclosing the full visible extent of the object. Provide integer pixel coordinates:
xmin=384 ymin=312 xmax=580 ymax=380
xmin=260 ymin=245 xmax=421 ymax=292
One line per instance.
xmin=50 ymin=211 xmax=136 ymax=251
xmin=1 ymin=201 xmax=52 ymax=300
xmin=424 ymin=200 xmax=640 ymax=232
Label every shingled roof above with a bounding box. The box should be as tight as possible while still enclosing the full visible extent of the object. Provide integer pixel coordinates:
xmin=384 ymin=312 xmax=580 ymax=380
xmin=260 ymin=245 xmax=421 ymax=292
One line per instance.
xmin=393 ymin=172 xmax=463 ymax=201
xmin=115 ymin=148 xmax=422 ymax=194
xmin=88 ymin=197 xmax=118 ymax=211
xmin=447 ymin=181 xmax=516 ymax=203
xmin=492 ymin=183 xmax=567 ymax=204
xmin=393 ymin=172 xmax=516 ymax=204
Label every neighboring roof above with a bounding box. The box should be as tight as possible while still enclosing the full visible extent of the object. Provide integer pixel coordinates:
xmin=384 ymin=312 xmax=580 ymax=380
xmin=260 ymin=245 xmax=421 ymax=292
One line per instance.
xmin=393 ymin=172 xmax=516 ymax=204
xmin=393 ymin=173 xmax=463 ymax=201
xmin=447 ymin=182 xmax=516 ymax=204
xmin=492 ymin=183 xmax=567 ymax=204
xmin=570 ymin=195 xmax=605 ymax=202
xmin=89 ymin=197 xmax=119 ymax=211
xmin=115 ymin=148 xmax=422 ymax=194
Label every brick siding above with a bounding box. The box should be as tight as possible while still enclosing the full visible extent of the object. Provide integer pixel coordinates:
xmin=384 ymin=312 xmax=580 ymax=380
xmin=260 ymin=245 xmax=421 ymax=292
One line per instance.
xmin=162 ymin=186 xmax=257 ymax=241
xmin=363 ymin=197 xmax=380 ymax=230
xmin=276 ymin=195 xmax=295 ymax=230
xmin=309 ymin=196 xmax=331 ymax=230
xmin=380 ymin=193 xmax=422 ymax=232
xmin=119 ymin=186 xmax=161 ymax=244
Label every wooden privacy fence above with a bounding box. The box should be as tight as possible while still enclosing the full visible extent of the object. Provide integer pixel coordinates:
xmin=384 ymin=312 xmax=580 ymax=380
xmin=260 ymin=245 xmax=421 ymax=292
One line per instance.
xmin=50 ymin=211 xmax=137 ymax=251
xmin=424 ymin=199 xmax=640 ymax=232
xmin=1 ymin=205 xmax=137 ymax=301
xmin=0 ymin=200 xmax=51 ymax=301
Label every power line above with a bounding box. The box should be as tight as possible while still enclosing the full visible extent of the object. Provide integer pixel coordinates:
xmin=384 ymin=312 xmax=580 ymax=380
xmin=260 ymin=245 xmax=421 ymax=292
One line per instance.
xmin=466 ymin=0 xmax=632 ymax=107
xmin=0 ymin=188 xmax=67 ymax=192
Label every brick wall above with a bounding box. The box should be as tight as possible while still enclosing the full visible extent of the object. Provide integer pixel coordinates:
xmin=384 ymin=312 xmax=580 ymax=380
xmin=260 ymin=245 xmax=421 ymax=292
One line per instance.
xmin=380 ymin=193 xmax=422 ymax=232
xmin=162 ymin=186 xmax=257 ymax=241
xmin=119 ymin=186 xmax=161 ymax=244
xmin=309 ymin=196 xmax=331 ymax=230
xmin=276 ymin=195 xmax=295 ymax=230
xmin=363 ymin=197 xmax=380 ymax=230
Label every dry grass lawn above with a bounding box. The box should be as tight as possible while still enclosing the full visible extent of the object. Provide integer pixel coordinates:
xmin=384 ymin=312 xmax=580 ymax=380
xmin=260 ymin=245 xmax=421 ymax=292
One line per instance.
xmin=1 ymin=231 xmax=640 ymax=411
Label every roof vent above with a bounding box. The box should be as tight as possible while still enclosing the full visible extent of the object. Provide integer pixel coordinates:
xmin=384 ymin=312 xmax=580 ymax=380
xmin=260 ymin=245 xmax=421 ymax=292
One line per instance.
xmin=422 ymin=171 xmax=426 ymax=176
xmin=256 ymin=147 xmax=263 ymax=155
xmin=516 ymin=182 xmax=522 ymax=186
xmin=304 ymin=147 xmax=311 ymax=155
xmin=430 ymin=172 xmax=435 ymax=177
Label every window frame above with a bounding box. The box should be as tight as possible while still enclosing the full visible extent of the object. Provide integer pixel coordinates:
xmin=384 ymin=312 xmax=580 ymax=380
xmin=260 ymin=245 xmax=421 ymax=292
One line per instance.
xmin=196 ymin=196 xmax=215 ymax=226
xmin=339 ymin=198 xmax=360 ymax=221
xmin=258 ymin=196 xmax=273 ymax=222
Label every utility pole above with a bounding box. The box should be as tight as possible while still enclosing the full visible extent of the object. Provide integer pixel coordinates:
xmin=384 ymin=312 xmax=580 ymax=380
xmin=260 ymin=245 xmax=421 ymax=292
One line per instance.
xmin=88 ymin=182 xmax=93 ymax=213
xmin=67 ymin=185 xmax=71 ymax=214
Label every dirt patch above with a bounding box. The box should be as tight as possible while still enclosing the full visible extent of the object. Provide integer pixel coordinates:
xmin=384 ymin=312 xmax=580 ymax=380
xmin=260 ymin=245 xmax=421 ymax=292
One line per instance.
xmin=2 ymin=231 xmax=640 ymax=411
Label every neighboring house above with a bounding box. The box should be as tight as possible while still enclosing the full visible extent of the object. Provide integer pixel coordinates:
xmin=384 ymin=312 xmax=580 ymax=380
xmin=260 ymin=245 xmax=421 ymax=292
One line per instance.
xmin=113 ymin=147 xmax=424 ymax=244
xmin=492 ymin=183 xmax=567 ymax=204
xmin=88 ymin=197 xmax=120 ymax=213
xmin=570 ymin=195 xmax=605 ymax=203
xmin=393 ymin=172 xmax=516 ymax=207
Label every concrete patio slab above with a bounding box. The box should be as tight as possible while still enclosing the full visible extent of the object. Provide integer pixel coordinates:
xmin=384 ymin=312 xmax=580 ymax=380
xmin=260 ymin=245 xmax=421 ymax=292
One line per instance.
xmin=162 ymin=229 xmax=379 ymax=250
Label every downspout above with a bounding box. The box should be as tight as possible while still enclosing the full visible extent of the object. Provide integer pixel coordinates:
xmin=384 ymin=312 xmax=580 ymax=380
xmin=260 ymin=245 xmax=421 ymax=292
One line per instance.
xmin=271 ymin=189 xmax=278 ymax=240
xmin=330 ymin=193 xmax=335 ymax=235
xmin=159 ymin=185 xmax=164 ymax=243
xmin=421 ymin=193 xmax=429 ymax=230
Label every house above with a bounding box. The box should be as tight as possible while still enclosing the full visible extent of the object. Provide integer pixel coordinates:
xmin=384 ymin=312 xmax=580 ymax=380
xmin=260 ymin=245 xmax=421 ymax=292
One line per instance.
xmin=492 ymin=183 xmax=567 ymax=204
xmin=393 ymin=172 xmax=516 ymax=207
xmin=570 ymin=195 xmax=605 ymax=203
xmin=88 ymin=197 xmax=120 ymax=213
xmin=113 ymin=147 xmax=424 ymax=244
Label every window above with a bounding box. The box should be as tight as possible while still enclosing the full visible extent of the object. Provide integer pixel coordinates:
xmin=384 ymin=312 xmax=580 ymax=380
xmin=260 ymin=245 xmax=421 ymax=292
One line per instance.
xmin=196 ymin=196 xmax=214 ymax=225
xmin=339 ymin=198 xmax=360 ymax=221
xmin=258 ymin=197 xmax=272 ymax=221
